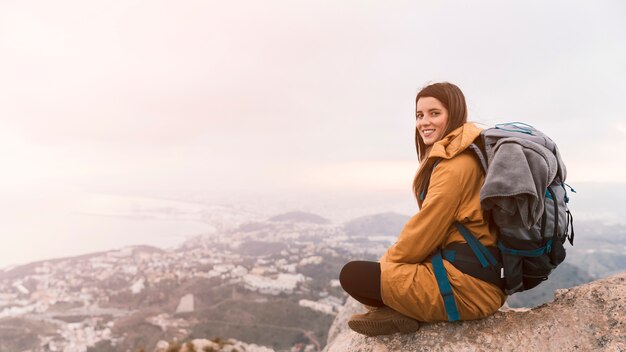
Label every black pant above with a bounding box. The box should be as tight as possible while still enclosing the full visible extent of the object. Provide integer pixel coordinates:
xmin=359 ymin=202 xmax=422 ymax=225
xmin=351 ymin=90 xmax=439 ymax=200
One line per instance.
xmin=339 ymin=260 xmax=385 ymax=307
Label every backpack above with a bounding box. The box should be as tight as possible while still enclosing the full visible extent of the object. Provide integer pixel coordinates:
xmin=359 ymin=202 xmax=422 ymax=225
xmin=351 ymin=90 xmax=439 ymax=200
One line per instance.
xmin=428 ymin=122 xmax=575 ymax=321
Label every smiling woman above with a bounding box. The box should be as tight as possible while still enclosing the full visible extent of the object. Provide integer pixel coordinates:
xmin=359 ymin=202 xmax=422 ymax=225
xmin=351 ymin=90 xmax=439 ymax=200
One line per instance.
xmin=339 ymin=82 xmax=506 ymax=337
xmin=416 ymin=97 xmax=449 ymax=145
xmin=413 ymin=83 xmax=468 ymax=161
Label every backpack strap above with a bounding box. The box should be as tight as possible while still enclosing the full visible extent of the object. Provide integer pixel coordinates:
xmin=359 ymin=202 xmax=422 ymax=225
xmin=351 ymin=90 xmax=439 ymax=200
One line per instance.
xmin=422 ymin=159 xmax=460 ymax=321
xmin=432 ymin=222 xmax=504 ymax=322
xmin=431 ymin=250 xmax=460 ymax=321
xmin=468 ymin=142 xmax=488 ymax=174
xmin=454 ymin=223 xmax=500 ymax=268
xmin=443 ymin=243 xmax=504 ymax=289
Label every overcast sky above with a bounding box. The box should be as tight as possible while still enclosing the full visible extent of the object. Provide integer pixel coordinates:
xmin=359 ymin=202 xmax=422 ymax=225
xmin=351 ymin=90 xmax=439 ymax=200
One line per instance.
xmin=1 ymin=0 xmax=625 ymax=267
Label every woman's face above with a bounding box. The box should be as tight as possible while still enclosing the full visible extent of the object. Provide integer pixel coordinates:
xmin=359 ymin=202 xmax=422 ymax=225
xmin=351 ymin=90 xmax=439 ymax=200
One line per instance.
xmin=416 ymin=96 xmax=449 ymax=146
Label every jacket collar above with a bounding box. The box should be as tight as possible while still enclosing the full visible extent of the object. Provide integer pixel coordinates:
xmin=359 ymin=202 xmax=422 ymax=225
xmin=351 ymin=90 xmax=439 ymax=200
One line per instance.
xmin=427 ymin=123 xmax=482 ymax=160
xmin=414 ymin=123 xmax=483 ymax=185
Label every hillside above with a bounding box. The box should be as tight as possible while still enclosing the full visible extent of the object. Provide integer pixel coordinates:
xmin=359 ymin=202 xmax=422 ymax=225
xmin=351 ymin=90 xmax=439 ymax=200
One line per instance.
xmin=0 ymin=216 xmax=350 ymax=352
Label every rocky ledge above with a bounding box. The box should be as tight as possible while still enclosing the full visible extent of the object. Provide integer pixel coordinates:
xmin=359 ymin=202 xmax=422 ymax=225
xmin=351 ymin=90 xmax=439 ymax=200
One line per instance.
xmin=324 ymin=271 xmax=626 ymax=352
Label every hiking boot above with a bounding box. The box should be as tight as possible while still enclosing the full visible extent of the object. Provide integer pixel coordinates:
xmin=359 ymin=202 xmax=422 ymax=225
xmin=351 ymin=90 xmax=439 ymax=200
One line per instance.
xmin=348 ymin=306 xmax=420 ymax=337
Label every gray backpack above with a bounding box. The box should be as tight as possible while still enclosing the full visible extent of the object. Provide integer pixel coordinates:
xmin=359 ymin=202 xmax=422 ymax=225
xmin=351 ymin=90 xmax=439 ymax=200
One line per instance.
xmin=429 ymin=122 xmax=575 ymax=321
xmin=468 ymin=122 xmax=575 ymax=294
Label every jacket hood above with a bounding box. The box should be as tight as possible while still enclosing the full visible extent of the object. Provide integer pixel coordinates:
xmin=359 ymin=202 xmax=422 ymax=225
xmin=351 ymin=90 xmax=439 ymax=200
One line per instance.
xmin=419 ymin=123 xmax=483 ymax=160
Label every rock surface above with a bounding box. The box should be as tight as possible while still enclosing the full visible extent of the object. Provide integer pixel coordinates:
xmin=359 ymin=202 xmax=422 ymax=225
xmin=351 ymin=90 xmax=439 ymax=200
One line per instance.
xmin=153 ymin=338 xmax=275 ymax=352
xmin=324 ymin=271 xmax=626 ymax=352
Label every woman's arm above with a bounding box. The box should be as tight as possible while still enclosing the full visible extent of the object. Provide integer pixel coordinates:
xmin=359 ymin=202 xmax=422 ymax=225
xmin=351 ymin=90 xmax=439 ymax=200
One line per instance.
xmin=382 ymin=159 xmax=464 ymax=264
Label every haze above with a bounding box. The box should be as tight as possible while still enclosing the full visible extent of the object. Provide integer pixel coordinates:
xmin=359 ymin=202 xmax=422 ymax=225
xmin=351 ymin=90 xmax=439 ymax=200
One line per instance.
xmin=1 ymin=0 xmax=625 ymax=268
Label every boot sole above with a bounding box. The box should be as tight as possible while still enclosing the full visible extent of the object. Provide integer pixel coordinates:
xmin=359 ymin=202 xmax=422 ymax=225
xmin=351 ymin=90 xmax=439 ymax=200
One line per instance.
xmin=348 ymin=317 xmax=420 ymax=337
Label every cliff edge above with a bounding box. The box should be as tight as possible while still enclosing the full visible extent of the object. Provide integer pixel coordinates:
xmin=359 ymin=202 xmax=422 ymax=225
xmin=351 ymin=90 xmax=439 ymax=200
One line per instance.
xmin=324 ymin=271 xmax=626 ymax=352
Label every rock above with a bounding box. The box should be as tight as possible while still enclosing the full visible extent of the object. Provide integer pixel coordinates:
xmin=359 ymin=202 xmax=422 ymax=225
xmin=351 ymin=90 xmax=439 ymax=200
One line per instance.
xmin=324 ymin=271 xmax=626 ymax=352
xmin=179 ymin=339 xmax=220 ymax=352
xmin=152 ymin=338 xmax=275 ymax=352
xmin=153 ymin=340 xmax=170 ymax=352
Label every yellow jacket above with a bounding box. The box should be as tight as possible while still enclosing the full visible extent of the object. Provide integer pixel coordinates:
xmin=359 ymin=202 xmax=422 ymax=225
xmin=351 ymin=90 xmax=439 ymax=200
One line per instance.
xmin=380 ymin=123 xmax=506 ymax=322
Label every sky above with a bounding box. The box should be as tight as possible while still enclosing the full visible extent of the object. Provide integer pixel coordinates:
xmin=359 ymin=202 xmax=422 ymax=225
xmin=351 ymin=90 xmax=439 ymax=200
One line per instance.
xmin=1 ymin=0 xmax=625 ymax=267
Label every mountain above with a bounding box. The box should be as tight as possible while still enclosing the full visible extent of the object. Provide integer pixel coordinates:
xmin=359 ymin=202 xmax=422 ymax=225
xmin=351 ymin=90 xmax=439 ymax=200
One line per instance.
xmin=343 ymin=212 xmax=410 ymax=238
xmin=323 ymin=271 xmax=626 ymax=351
xmin=268 ymin=211 xmax=330 ymax=224
xmin=566 ymin=220 xmax=626 ymax=278
xmin=506 ymin=262 xmax=593 ymax=308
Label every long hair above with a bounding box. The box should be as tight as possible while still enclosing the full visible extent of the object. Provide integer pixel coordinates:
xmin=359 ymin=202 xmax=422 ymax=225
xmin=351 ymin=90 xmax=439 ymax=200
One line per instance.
xmin=412 ymin=82 xmax=468 ymax=201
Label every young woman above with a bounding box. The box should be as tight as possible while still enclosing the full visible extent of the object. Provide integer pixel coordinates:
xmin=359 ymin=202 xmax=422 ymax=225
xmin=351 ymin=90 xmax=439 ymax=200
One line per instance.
xmin=339 ymin=82 xmax=507 ymax=336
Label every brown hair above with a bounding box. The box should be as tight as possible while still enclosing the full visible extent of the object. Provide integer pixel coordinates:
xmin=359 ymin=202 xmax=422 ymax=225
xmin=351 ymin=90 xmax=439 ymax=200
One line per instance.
xmin=412 ymin=82 xmax=468 ymax=201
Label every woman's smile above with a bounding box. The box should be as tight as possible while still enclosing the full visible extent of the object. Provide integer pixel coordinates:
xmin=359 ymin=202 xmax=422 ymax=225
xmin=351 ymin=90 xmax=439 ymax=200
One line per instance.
xmin=416 ymin=96 xmax=449 ymax=146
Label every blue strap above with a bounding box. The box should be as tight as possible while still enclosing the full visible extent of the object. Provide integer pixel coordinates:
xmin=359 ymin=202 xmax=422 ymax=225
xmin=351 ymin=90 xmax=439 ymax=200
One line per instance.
xmin=546 ymin=240 xmax=552 ymax=253
xmin=494 ymin=122 xmax=536 ymax=135
xmin=454 ymin=223 xmax=499 ymax=268
xmin=564 ymin=182 xmax=577 ymax=193
xmin=497 ymin=239 xmax=553 ymax=257
xmin=432 ymin=250 xmax=460 ymax=322
xmin=442 ymin=250 xmax=456 ymax=262
xmin=419 ymin=188 xmax=427 ymax=201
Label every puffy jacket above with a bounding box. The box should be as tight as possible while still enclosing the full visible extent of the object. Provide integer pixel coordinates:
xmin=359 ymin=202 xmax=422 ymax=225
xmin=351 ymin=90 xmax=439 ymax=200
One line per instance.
xmin=380 ymin=122 xmax=506 ymax=322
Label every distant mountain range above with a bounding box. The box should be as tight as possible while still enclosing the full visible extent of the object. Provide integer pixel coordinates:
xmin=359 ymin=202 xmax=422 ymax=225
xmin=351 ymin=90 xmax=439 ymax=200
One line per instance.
xmin=1 ymin=210 xmax=624 ymax=351
xmin=343 ymin=212 xmax=410 ymax=238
